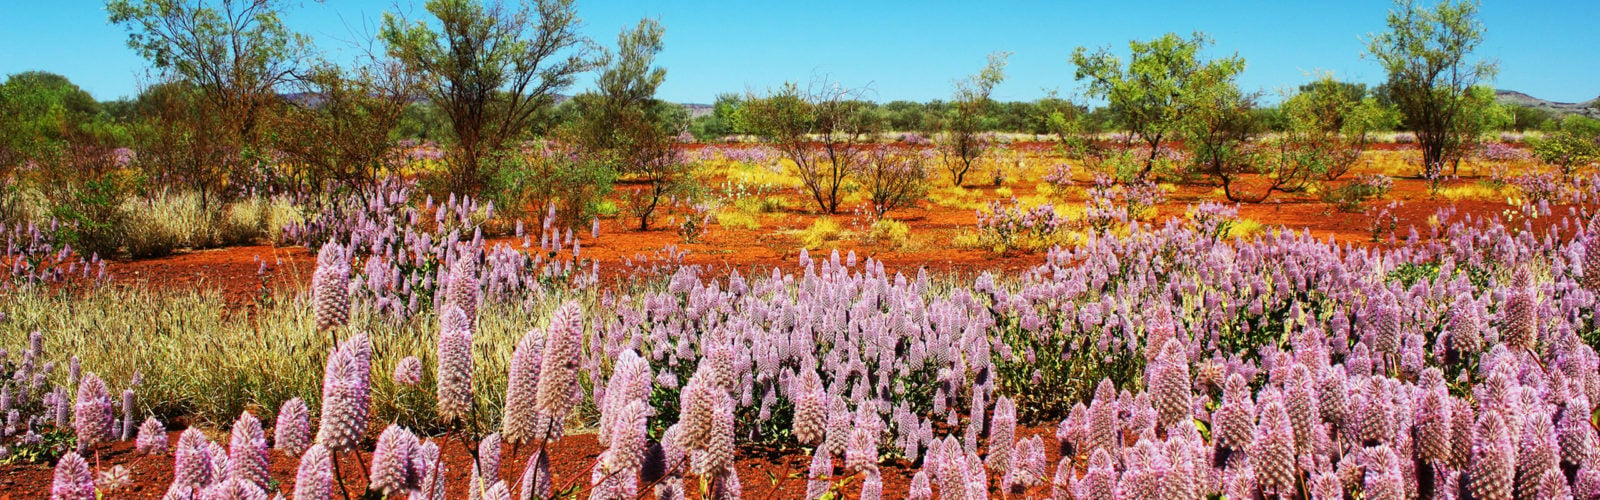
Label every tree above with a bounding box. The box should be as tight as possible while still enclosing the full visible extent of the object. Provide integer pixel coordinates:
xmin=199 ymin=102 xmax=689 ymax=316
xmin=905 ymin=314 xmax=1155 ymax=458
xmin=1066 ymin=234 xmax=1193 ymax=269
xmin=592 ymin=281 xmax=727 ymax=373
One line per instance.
xmin=1366 ymin=0 xmax=1497 ymax=184
xmin=1281 ymin=76 xmax=1382 ymax=181
xmin=1074 ymin=32 xmax=1242 ymax=179
xmin=273 ymin=60 xmax=418 ymax=191
xmin=689 ymin=93 xmax=743 ymax=140
xmin=569 ymin=19 xmax=691 ymax=231
xmin=1180 ymin=62 xmax=1274 ymax=202
xmin=107 ymin=0 xmax=309 ymax=146
xmin=939 ymin=52 xmax=1008 ymax=186
xmin=741 ymin=81 xmax=876 ymax=214
xmin=381 ymin=0 xmax=595 ymax=193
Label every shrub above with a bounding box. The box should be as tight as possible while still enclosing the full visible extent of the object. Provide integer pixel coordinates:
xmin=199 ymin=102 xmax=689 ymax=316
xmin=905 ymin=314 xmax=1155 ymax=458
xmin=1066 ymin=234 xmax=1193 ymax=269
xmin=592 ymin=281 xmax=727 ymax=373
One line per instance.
xmin=797 ymin=217 xmax=844 ymax=249
xmin=972 ymin=198 xmax=1074 ymax=253
xmin=860 ymin=148 xmax=930 ymax=218
xmin=867 ymin=218 xmax=911 ymax=249
xmin=714 ymin=209 xmax=760 ymax=230
xmin=1321 ymin=173 xmax=1393 ymax=212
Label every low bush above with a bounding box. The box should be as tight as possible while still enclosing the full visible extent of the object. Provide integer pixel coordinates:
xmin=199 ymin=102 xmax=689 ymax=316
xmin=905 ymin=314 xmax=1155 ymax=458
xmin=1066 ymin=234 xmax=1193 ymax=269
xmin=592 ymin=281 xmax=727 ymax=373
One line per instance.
xmin=797 ymin=217 xmax=844 ymax=249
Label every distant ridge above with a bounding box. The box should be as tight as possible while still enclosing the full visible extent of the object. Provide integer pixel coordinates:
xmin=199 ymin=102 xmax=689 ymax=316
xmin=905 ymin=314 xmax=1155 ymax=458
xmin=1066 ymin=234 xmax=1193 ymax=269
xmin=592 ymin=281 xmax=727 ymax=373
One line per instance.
xmin=1495 ymin=89 xmax=1599 ymax=119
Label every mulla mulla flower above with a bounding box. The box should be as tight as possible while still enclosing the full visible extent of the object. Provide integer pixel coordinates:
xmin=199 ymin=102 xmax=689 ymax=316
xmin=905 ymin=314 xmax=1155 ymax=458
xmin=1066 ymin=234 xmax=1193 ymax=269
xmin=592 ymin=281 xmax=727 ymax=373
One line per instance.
xmin=1470 ymin=411 xmax=1516 ymax=500
xmin=51 ymin=451 xmax=95 ymax=500
xmin=73 ymin=372 xmax=113 ymax=453
xmin=274 ymin=397 xmax=310 ymax=457
xmin=435 ymin=305 xmax=475 ymax=422
xmin=311 ymin=242 xmax=350 ymax=332
xmin=136 ymin=417 xmax=167 ymax=455
xmin=228 ymin=411 xmax=270 ymax=489
xmin=534 ymin=301 xmax=584 ymax=431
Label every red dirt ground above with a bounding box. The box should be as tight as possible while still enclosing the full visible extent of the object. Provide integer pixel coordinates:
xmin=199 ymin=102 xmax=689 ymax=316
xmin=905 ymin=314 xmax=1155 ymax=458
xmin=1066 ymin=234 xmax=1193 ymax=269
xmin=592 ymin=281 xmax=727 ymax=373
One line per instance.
xmin=0 ymin=425 xmax=1065 ymax=499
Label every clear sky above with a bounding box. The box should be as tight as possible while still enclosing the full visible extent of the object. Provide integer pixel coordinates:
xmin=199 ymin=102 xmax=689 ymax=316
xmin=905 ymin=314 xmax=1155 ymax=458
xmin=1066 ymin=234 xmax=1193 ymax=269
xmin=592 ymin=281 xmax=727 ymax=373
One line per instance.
xmin=2 ymin=1 xmax=1596 ymax=105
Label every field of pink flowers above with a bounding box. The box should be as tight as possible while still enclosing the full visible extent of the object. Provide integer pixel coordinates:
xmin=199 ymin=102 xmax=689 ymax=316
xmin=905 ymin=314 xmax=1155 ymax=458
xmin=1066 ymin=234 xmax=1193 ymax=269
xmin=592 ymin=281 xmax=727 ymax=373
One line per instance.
xmin=1 ymin=143 xmax=1599 ymax=500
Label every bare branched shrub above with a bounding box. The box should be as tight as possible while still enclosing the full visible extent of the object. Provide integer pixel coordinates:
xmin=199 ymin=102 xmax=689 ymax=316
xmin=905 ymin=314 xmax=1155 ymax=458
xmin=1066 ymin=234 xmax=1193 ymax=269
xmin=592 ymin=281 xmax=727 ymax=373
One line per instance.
xmin=741 ymin=80 xmax=876 ymax=214
xmin=861 ymin=147 xmax=930 ymax=219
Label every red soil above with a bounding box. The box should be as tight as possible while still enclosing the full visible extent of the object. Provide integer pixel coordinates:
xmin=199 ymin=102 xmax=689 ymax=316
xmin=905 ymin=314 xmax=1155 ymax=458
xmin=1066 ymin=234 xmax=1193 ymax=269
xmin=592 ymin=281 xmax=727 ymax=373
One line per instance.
xmin=0 ymin=426 xmax=1064 ymax=499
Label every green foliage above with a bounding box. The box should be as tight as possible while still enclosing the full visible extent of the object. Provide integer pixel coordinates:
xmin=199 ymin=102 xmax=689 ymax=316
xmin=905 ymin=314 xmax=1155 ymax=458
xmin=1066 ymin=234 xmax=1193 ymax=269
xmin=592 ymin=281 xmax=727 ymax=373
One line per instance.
xmin=1531 ymin=115 xmax=1600 ymax=174
xmin=689 ymin=93 xmax=744 ymax=140
xmin=380 ymin=0 xmax=595 ymax=193
xmin=1366 ymin=0 xmax=1498 ymax=181
xmin=568 ymin=18 xmax=694 ymax=231
xmin=1074 ymin=32 xmax=1242 ymax=180
xmin=276 ymin=63 xmax=415 ymax=190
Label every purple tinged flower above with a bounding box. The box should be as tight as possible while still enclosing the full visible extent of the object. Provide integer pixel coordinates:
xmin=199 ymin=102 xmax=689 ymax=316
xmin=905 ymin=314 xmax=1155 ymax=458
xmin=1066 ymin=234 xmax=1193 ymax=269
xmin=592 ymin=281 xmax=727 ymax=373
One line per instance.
xmin=120 ymin=389 xmax=135 ymax=441
xmin=1072 ymin=448 xmax=1117 ymax=500
xmin=1559 ymin=393 xmax=1598 ymax=469
xmin=200 ymin=477 xmax=268 ymax=499
xmin=316 ymin=334 xmax=371 ymax=452
xmin=601 ymin=401 xmax=649 ymax=474
xmin=274 ymin=397 xmax=310 ymax=457
xmin=987 ymin=396 xmax=1017 ymax=473
xmin=1448 ymin=294 xmax=1484 ymax=360
xmin=51 ymin=451 xmax=94 ymax=500
xmin=1006 ymin=435 xmax=1046 ymax=492
xmin=1516 ymin=411 xmax=1559 ymax=500
xmin=1213 ymin=373 xmax=1255 ymax=452
xmin=1252 ymin=398 xmax=1296 ymax=498
xmin=691 ymin=392 xmax=736 ymax=478
xmin=534 ymin=301 xmax=583 ymax=427
xmin=518 ymin=449 xmax=552 ymax=500
xmin=792 ymin=368 xmax=826 ymax=446
xmin=860 ymin=469 xmax=882 ymax=500
xmin=711 ymin=468 xmax=741 ymax=500
xmin=136 ymin=417 xmax=167 ymax=455
xmin=1452 ymin=398 xmax=1477 ymax=468
xmin=228 ymin=411 xmax=269 ymax=489
xmin=369 ymin=425 xmax=419 ymax=496
xmin=443 ymin=256 xmax=481 ymax=329
xmin=1501 ymin=284 xmax=1537 ymax=352
xmin=1087 ymin=379 xmax=1119 ymax=455
xmin=599 ymin=350 xmax=652 ymax=450
xmin=1150 ymin=339 xmax=1192 ymax=428
xmin=1363 ymin=445 xmax=1405 ymax=500
xmin=393 ymin=356 xmax=423 ymax=386
xmin=845 ymin=413 xmax=880 ymax=474
xmin=806 ymin=447 xmax=832 ymax=500
xmin=1416 ymin=387 xmax=1453 ymax=463
xmin=908 ymin=470 xmax=933 ymax=500
xmin=502 ymin=328 xmax=545 ymax=446
xmin=436 ymin=305 xmax=475 ymax=422
xmin=73 ymin=372 xmax=113 ymax=452
xmin=293 ymin=444 xmax=333 ymax=500
xmin=174 ymin=428 xmax=214 ymax=488
xmin=1470 ymin=411 xmax=1515 ymax=500
xmin=311 ymin=243 xmax=350 ymax=332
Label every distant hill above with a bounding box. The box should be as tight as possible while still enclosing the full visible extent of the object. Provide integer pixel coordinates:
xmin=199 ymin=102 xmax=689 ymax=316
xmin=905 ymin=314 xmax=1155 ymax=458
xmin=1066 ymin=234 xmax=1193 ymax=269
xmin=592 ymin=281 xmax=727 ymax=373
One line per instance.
xmin=1495 ymin=89 xmax=1599 ymax=119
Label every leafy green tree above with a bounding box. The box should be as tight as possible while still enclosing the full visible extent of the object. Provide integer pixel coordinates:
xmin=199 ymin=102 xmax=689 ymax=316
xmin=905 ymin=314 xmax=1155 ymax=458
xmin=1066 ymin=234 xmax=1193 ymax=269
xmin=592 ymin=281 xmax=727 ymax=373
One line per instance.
xmin=1532 ymin=115 xmax=1600 ymax=176
xmin=689 ymin=93 xmax=744 ymax=140
xmin=1180 ymin=60 xmax=1271 ymax=201
xmin=1366 ymin=0 xmax=1497 ymax=183
xmin=380 ymin=0 xmax=595 ymax=193
xmin=1281 ymin=75 xmax=1383 ymax=180
xmin=939 ymin=52 xmax=1008 ymax=186
xmin=569 ymin=19 xmax=690 ymax=230
xmin=1073 ymin=32 xmax=1244 ymax=179
xmin=0 ymin=72 xmax=102 ymax=167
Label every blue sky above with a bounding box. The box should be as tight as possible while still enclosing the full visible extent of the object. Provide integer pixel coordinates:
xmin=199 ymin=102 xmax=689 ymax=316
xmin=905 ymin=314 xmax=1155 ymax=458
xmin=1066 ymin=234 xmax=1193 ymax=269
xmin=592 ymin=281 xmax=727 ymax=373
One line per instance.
xmin=2 ymin=1 xmax=1596 ymax=105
